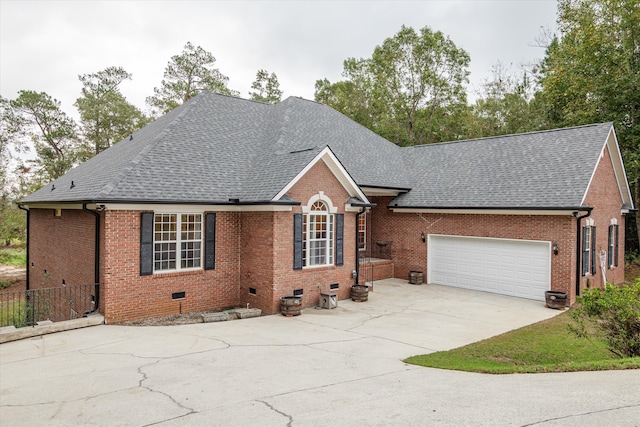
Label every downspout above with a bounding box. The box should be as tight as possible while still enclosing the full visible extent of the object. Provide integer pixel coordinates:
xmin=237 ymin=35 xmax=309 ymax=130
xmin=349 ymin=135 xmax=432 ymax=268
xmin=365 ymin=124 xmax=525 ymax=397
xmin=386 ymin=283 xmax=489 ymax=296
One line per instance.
xmin=573 ymin=208 xmax=593 ymax=298
xmin=355 ymin=209 xmax=366 ymax=285
xmin=17 ymin=204 xmax=29 ymax=291
xmin=82 ymin=203 xmax=100 ymax=315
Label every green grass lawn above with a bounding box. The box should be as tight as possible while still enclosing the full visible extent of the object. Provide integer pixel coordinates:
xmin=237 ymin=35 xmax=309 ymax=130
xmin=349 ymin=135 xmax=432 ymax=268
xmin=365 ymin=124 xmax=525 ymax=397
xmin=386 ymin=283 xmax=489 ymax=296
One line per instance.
xmin=404 ymin=311 xmax=640 ymax=374
xmin=0 ymin=245 xmax=26 ymax=266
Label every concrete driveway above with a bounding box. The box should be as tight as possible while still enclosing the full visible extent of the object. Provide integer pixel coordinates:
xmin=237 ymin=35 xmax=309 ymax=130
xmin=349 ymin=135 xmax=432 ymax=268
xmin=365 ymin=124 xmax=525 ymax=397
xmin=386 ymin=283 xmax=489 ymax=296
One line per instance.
xmin=1 ymin=279 xmax=639 ymax=426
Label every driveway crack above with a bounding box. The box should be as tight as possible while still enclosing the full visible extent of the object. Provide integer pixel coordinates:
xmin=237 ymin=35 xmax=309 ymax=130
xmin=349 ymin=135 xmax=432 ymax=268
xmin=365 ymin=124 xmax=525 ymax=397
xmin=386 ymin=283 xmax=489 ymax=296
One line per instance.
xmin=520 ymin=403 xmax=640 ymax=426
xmin=137 ymin=360 xmax=196 ymax=416
xmin=255 ymin=399 xmax=293 ymax=426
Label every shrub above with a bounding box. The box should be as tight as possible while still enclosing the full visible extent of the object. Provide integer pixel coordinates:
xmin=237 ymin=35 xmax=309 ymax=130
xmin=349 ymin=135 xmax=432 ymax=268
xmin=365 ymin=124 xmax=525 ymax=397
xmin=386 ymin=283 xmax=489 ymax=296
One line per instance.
xmin=569 ymin=280 xmax=640 ymax=358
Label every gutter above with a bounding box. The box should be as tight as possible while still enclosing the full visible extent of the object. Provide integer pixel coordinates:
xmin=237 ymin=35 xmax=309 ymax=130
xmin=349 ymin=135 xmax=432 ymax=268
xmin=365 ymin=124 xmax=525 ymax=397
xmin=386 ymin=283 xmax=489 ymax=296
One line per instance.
xmin=24 ymin=198 xmax=302 ymax=206
xmin=355 ymin=209 xmax=366 ymax=285
xmin=572 ymin=208 xmax=593 ymax=298
xmin=17 ymin=204 xmax=29 ymax=291
xmin=82 ymin=203 xmax=100 ymax=315
xmin=389 ymin=205 xmax=591 ymax=211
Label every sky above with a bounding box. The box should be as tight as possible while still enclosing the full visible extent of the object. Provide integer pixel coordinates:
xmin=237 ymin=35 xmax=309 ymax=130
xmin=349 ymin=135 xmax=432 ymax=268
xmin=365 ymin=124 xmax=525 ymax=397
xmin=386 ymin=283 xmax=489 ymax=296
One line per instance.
xmin=0 ymin=0 xmax=558 ymax=119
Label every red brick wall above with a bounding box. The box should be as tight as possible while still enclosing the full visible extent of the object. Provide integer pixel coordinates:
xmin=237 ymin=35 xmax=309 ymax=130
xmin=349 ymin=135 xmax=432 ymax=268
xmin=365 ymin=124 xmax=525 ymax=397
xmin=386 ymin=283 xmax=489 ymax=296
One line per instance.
xmin=101 ymin=210 xmax=241 ymax=323
xmin=582 ymin=144 xmax=626 ymax=289
xmin=29 ymin=208 xmax=95 ymax=289
xmin=93 ymin=159 xmax=362 ymax=320
xmin=239 ymin=212 xmax=275 ymax=311
xmin=268 ymin=160 xmax=358 ymax=314
xmin=369 ymin=197 xmax=577 ymax=301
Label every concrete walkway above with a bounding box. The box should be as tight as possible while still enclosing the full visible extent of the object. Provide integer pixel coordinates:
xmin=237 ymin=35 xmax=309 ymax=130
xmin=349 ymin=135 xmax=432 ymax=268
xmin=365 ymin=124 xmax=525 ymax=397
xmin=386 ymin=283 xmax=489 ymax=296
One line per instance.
xmin=1 ymin=279 xmax=639 ymax=426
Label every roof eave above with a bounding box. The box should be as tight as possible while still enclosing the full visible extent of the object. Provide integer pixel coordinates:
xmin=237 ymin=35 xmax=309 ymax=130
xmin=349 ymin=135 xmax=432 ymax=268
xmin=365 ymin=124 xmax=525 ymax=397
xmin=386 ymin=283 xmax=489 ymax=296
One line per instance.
xmin=388 ymin=206 xmax=593 ymax=216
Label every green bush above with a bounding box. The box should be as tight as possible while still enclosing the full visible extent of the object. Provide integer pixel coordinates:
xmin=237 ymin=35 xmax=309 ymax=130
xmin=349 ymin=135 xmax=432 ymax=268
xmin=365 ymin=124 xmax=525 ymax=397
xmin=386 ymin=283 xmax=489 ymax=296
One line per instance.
xmin=569 ymin=280 xmax=640 ymax=358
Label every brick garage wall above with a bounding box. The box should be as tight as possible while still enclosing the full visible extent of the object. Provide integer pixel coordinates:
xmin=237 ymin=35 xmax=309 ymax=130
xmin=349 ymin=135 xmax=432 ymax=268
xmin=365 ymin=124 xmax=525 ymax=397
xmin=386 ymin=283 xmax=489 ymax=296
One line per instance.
xmin=267 ymin=161 xmax=358 ymax=314
xmin=29 ymin=208 xmax=95 ymax=289
xmin=239 ymin=212 xmax=275 ymax=311
xmin=102 ymin=210 xmax=241 ymax=323
xmin=369 ymin=196 xmax=578 ymax=302
xmin=582 ymin=144 xmax=626 ymax=289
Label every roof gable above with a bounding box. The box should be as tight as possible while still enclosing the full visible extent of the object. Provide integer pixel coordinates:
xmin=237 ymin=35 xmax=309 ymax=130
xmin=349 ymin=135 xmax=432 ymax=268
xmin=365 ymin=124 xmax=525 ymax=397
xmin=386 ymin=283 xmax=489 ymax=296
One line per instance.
xmin=580 ymin=127 xmax=633 ymax=210
xmin=273 ymin=146 xmax=370 ymax=204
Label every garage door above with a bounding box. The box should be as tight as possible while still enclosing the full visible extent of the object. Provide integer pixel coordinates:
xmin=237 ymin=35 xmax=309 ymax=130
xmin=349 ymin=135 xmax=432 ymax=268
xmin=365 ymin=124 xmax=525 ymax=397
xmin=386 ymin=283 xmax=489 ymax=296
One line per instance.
xmin=428 ymin=235 xmax=550 ymax=301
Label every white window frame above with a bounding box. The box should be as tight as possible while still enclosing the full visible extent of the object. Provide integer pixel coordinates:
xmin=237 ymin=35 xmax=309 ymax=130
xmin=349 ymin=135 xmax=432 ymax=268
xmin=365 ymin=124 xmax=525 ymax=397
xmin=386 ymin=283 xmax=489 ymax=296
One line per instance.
xmin=153 ymin=213 xmax=203 ymax=272
xmin=608 ymin=219 xmax=619 ymax=268
xmin=584 ymin=226 xmax=592 ymax=273
xmin=358 ymin=213 xmax=366 ymax=251
xmin=302 ymin=192 xmax=336 ymax=268
xmin=582 ymin=218 xmax=596 ymax=276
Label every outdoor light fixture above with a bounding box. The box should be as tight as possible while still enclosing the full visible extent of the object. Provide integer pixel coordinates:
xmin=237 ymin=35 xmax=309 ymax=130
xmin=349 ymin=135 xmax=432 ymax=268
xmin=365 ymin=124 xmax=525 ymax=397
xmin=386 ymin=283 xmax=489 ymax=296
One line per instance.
xmin=421 ymin=231 xmax=426 ymax=243
xmin=552 ymin=243 xmax=559 ymax=255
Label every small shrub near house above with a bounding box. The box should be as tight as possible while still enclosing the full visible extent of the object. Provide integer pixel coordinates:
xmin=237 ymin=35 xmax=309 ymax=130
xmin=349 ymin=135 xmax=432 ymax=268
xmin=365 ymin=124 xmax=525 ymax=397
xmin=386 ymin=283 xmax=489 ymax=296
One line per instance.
xmin=569 ymin=280 xmax=640 ymax=358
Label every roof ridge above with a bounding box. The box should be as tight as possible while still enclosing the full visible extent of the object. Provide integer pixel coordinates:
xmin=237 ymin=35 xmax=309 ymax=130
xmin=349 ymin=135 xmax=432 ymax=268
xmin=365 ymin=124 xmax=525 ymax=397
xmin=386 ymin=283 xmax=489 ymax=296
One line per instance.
xmin=95 ymin=95 xmax=202 ymax=198
xmin=403 ymin=122 xmax=613 ymax=149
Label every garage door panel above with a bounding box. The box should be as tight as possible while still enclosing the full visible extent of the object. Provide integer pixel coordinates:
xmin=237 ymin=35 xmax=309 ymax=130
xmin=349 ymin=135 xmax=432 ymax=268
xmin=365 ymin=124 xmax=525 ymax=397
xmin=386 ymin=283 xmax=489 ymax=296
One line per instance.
xmin=429 ymin=235 xmax=550 ymax=301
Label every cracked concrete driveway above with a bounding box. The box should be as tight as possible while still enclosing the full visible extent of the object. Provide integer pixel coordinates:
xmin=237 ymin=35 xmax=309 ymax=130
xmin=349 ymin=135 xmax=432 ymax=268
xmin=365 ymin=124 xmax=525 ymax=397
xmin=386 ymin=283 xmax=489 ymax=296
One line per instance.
xmin=1 ymin=279 xmax=639 ymax=426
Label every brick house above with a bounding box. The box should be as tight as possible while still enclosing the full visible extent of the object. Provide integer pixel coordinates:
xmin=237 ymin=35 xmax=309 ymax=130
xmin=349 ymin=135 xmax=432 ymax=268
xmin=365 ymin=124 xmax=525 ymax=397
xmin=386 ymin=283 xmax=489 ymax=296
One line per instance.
xmin=21 ymin=92 xmax=634 ymax=323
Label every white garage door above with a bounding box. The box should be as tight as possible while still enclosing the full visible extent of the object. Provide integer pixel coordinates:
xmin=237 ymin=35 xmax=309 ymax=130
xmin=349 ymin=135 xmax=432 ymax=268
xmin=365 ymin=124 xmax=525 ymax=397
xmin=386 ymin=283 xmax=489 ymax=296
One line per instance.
xmin=428 ymin=235 xmax=550 ymax=301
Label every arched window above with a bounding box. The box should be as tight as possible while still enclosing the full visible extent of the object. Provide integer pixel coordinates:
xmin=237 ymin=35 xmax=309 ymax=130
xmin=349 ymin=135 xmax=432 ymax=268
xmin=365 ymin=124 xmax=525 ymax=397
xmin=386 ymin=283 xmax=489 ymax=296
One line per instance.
xmin=303 ymin=200 xmax=334 ymax=266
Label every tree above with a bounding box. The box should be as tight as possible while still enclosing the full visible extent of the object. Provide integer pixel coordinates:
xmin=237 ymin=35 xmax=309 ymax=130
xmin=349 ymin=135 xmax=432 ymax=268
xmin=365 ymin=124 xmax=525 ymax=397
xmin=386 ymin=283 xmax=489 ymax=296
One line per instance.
xmin=5 ymin=91 xmax=79 ymax=182
xmin=316 ymin=25 xmax=470 ymax=146
xmin=0 ymin=98 xmax=25 ymax=245
xmin=75 ymin=66 xmax=149 ymax=157
xmin=468 ymin=63 xmax=546 ymax=138
xmin=147 ymin=42 xmax=238 ymax=114
xmin=249 ymin=69 xmax=283 ymax=104
xmin=315 ymin=58 xmax=378 ymax=132
xmin=0 ymin=97 xmax=12 ymax=193
xmin=536 ymin=0 xmax=640 ymax=250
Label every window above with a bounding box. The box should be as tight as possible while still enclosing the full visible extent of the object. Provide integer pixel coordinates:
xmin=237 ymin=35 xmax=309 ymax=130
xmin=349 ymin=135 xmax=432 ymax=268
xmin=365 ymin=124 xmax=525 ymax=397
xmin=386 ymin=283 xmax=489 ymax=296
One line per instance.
xmin=581 ymin=224 xmax=596 ymax=276
xmin=608 ymin=223 xmax=619 ymax=268
xmin=358 ymin=214 xmax=366 ymax=250
xmin=153 ymin=213 xmax=202 ymax=272
xmin=293 ymin=194 xmax=343 ymax=270
xmin=303 ymin=201 xmax=334 ymax=267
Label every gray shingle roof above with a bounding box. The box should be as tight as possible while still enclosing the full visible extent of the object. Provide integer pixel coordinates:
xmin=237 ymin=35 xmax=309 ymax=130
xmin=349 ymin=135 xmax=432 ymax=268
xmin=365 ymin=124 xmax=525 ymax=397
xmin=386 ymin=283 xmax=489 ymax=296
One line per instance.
xmin=22 ymin=92 xmax=615 ymax=210
xmin=392 ymin=122 xmax=614 ymax=209
xmin=23 ymin=92 xmax=409 ymax=205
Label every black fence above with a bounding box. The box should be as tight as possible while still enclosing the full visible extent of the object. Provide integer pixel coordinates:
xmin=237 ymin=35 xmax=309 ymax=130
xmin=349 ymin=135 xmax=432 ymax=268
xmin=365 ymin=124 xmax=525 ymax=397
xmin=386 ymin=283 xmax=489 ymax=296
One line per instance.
xmin=0 ymin=283 xmax=97 ymax=328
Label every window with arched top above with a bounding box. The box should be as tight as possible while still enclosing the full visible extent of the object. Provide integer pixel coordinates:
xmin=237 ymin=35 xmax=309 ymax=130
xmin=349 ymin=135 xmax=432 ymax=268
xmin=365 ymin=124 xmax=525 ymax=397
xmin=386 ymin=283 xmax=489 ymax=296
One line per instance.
xmin=303 ymin=200 xmax=334 ymax=266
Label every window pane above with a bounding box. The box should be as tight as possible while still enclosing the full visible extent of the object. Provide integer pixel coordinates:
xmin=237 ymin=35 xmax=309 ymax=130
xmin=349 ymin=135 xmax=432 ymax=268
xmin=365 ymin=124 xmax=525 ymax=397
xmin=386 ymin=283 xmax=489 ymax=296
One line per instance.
xmin=153 ymin=214 xmax=201 ymax=272
xmin=303 ymin=203 xmax=333 ymax=266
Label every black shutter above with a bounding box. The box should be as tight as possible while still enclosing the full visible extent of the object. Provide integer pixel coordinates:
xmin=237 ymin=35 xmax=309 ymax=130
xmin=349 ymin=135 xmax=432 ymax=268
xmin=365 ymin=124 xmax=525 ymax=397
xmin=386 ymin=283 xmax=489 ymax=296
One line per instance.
xmin=581 ymin=226 xmax=589 ymax=276
xmin=591 ymin=226 xmax=597 ymax=275
xmin=335 ymin=214 xmax=344 ymax=266
xmin=140 ymin=212 xmax=154 ymax=276
xmin=608 ymin=225 xmax=613 ymax=269
xmin=614 ymin=224 xmax=619 ymax=267
xmin=205 ymin=213 xmax=216 ymax=270
xmin=293 ymin=213 xmax=303 ymax=270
